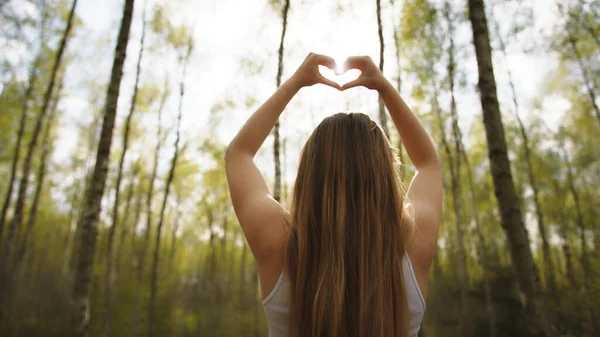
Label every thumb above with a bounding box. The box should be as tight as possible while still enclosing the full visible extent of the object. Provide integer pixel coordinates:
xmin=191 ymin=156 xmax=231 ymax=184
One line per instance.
xmin=341 ymin=78 xmax=363 ymax=91
xmin=318 ymin=75 xmax=342 ymax=90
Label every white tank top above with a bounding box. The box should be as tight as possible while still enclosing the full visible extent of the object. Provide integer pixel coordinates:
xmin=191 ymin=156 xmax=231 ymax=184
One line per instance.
xmin=262 ymin=253 xmax=427 ymax=337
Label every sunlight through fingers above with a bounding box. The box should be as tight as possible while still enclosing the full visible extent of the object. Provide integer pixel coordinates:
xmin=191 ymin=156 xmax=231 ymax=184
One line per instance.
xmin=318 ymin=65 xmax=360 ymax=87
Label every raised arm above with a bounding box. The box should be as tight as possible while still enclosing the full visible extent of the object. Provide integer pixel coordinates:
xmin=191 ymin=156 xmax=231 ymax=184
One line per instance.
xmin=340 ymin=56 xmax=443 ymax=276
xmin=378 ymin=73 xmax=443 ymax=273
xmin=225 ymin=53 xmax=340 ymax=265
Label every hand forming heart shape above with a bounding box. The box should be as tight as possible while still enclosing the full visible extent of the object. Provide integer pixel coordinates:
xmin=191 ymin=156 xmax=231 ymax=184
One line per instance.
xmin=292 ymin=53 xmax=384 ymax=91
xmin=318 ymin=65 xmax=361 ymax=87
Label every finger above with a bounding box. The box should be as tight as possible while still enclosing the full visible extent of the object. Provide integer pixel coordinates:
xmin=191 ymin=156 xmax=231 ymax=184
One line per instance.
xmin=340 ymin=56 xmax=369 ymax=72
xmin=341 ymin=78 xmax=363 ymax=91
xmin=318 ymin=75 xmax=342 ymax=90
xmin=312 ymin=53 xmax=337 ymax=70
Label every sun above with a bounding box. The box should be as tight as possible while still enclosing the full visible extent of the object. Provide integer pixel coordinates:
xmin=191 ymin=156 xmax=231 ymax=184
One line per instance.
xmin=316 ymin=51 xmax=361 ymax=86
xmin=318 ymin=64 xmax=360 ymax=86
xmin=333 ymin=56 xmax=346 ymax=74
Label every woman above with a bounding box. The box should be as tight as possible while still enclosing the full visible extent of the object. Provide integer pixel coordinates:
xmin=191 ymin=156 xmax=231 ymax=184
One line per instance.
xmin=225 ymin=53 xmax=442 ymax=337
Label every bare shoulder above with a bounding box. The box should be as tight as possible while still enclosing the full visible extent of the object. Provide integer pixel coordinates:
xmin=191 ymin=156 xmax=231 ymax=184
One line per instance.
xmin=238 ymin=196 xmax=288 ymax=299
xmin=405 ymin=201 xmax=440 ymax=266
xmin=405 ymin=199 xmax=442 ymax=299
xmin=404 ymin=163 xmax=443 ymax=280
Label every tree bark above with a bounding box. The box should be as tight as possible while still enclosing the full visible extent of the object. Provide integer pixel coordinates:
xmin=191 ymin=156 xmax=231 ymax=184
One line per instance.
xmin=202 ymin=207 xmax=216 ymax=295
xmin=282 ymin=137 xmax=288 ymax=201
xmin=467 ymin=1 xmax=558 ymax=336
xmin=101 ymin=8 xmax=146 ymax=336
xmin=390 ymin=0 xmax=404 ymax=178
xmin=443 ymin=4 xmax=470 ymax=335
xmin=168 ymin=194 xmax=181 ymax=271
xmin=433 ymin=97 xmax=468 ymax=336
xmin=206 ymin=209 xmax=221 ymax=332
xmin=14 ymin=74 xmax=64 ymax=272
xmin=272 ymin=0 xmax=290 ymax=203
xmin=0 ymin=0 xmax=77 ymax=273
xmin=70 ymin=1 xmax=134 ymax=336
xmin=560 ymin=229 xmax=576 ymax=289
xmin=553 ymin=186 xmax=576 ymax=290
xmin=566 ymin=32 xmax=600 ymax=125
xmin=376 ymin=0 xmax=389 ymax=138
xmin=492 ymin=18 xmax=558 ymax=300
xmin=3 ymin=69 xmax=62 ymax=336
xmin=0 ymin=0 xmax=77 ymax=325
xmin=0 ymin=0 xmax=49 ymax=244
xmin=561 ymin=153 xmax=599 ymax=335
xmin=115 ymin=170 xmax=136 ymax=277
xmin=561 ymin=150 xmax=590 ymax=283
xmin=226 ymin=232 xmax=239 ymax=295
xmin=462 ymin=151 xmax=496 ymax=337
xmin=147 ymin=40 xmax=191 ymax=337
xmin=68 ymin=109 xmax=102 ymax=274
xmin=63 ymin=169 xmax=82 ymax=272
xmin=516 ymin=111 xmax=557 ymax=299
xmin=0 ymin=55 xmax=39 ymax=244
xmin=253 ymin=264 xmax=261 ymax=337
xmin=389 ymin=0 xmax=402 ymax=95
xmin=132 ymin=76 xmax=169 ymax=337
xmin=220 ymin=217 xmax=229 ymax=263
xmin=208 ymin=211 xmax=217 ymax=277
xmin=122 ymin=166 xmax=143 ymax=276
xmin=240 ymin=242 xmax=248 ymax=308
xmin=237 ymin=243 xmax=249 ymax=335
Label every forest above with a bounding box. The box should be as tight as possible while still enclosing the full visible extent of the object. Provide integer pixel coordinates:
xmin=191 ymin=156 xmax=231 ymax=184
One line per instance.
xmin=0 ymin=0 xmax=598 ymax=336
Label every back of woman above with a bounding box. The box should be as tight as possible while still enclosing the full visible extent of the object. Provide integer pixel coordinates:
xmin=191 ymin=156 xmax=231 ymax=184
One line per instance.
xmin=226 ymin=53 xmax=442 ymax=337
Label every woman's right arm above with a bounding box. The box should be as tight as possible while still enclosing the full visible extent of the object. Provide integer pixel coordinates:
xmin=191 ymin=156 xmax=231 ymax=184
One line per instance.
xmin=378 ymin=77 xmax=443 ymax=271
xmin=341 ymin=56 xmax=443 ymax=279
xmin=378 ymin=81 xmax=440 ymax=171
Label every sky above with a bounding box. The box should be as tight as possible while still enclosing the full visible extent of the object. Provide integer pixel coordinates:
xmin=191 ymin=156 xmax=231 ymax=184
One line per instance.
xmin=52 ymin=0 xmax=568 ymax=163
xmin=2 ymin=0 xmax=573 ymax=242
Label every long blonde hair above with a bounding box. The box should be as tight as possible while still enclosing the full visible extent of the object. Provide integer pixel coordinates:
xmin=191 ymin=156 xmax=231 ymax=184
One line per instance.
xmin=285 ymin=112 xmax=413 ymax=337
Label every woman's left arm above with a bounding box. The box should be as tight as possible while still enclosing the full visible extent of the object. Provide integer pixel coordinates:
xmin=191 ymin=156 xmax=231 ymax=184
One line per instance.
xmin=225 ymin=53 xmax=340 ymax=263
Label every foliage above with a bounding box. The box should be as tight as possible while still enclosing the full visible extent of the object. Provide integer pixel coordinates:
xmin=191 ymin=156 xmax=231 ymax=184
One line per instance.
xmin=0 ymin=0 xmax=598 ymax=336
